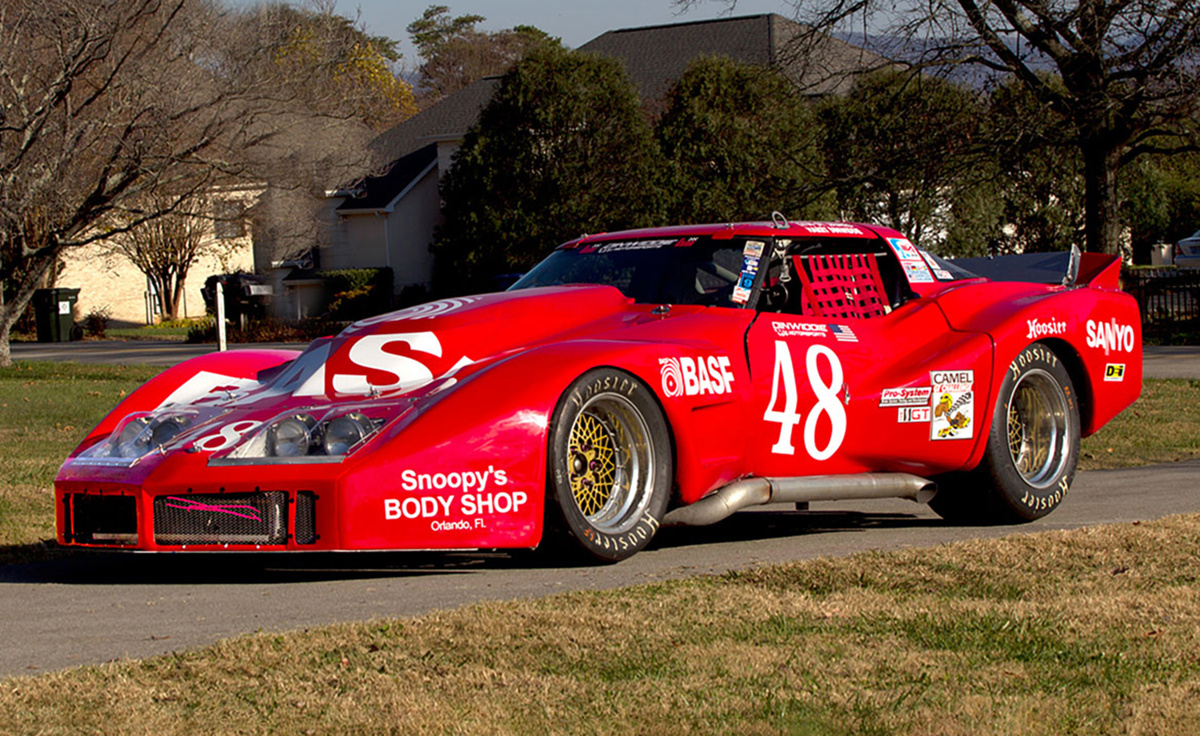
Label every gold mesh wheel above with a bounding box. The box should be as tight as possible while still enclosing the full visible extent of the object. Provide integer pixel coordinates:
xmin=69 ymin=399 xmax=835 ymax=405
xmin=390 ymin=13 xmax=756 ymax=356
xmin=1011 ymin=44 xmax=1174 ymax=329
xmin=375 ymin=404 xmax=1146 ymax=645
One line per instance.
xmin=565 ymin=393 xmax=654 ymax=534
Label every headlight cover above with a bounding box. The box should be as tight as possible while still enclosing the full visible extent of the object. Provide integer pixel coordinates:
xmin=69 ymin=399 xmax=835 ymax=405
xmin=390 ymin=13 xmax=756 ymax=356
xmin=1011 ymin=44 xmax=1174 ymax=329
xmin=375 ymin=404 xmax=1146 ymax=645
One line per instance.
xmin=217 ymin=404 xmax=397 ymax=465
xmin=74 ymin=410 xmax=212 ymax=467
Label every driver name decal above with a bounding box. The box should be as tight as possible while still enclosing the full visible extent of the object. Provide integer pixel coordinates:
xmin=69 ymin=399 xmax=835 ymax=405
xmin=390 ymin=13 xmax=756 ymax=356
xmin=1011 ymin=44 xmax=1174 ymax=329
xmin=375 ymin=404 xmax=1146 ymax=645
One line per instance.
xmin=659 ymin=356 xmax=735 ymax=398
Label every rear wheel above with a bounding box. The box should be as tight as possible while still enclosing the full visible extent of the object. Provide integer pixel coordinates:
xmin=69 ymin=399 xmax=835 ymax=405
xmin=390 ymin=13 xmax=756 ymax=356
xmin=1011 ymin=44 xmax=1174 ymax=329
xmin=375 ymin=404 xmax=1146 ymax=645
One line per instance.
xmin=931 ymin=343 xmax=1080 ymax=524
xmin=546 ymin=368 xmax=671 ymax=563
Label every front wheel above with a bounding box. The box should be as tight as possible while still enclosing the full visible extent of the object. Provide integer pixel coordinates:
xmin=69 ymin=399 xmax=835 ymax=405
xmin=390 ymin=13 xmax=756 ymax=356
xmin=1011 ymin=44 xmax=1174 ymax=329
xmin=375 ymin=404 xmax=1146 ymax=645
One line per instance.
xmin=931 ymin=343 xmax=1080 ymax=524
xmin=545 ymin=368 xmax=672 ymax=563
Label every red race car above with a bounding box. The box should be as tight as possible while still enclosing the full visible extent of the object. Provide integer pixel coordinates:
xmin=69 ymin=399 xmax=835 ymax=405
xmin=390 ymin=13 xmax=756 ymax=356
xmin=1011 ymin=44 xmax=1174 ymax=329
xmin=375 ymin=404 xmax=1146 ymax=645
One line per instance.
xmin=56 ymin=220 xmax=1141 ymax=562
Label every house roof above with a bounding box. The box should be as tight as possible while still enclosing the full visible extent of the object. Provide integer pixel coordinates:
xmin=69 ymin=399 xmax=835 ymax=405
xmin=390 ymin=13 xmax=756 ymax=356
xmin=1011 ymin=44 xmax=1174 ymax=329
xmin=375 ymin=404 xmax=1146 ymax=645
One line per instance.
xmin=336 ymin=143 xmax=437 ymax=213
xmin=369 ymin=77 xmax=501 ymax=165
xmin=578 ymin=13 xmax=892 ymax=109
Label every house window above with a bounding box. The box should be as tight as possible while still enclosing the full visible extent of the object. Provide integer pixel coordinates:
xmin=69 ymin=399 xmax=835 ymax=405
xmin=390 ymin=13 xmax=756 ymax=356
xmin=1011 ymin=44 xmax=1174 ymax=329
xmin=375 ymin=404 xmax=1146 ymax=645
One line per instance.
xmin=213 ymin=200 xmax=245 ymax=239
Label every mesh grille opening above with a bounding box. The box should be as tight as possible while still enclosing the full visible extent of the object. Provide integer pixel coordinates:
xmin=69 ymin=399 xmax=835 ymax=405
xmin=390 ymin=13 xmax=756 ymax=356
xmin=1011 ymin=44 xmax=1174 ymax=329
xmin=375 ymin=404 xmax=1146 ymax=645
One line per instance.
xmin=295 ymin=491 xmax=318 ymax=545
xmin=70 ymin=494 xmax=138 ymax=545
xmin=154 ymin=491 xmax=288 ymax=546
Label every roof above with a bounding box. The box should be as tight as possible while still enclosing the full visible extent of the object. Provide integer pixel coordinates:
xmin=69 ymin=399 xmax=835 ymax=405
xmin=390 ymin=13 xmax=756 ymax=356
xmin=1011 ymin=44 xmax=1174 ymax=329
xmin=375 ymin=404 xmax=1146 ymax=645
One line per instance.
xmin=369 ymin=77 xmax=501 ymax=164
xmin=336 ymin=143 xmax=438 ymax=214
xmin=563 ymin=220 xmax=887 ymax=248
xmin=578 ymin=14 xmax=892 ymax=110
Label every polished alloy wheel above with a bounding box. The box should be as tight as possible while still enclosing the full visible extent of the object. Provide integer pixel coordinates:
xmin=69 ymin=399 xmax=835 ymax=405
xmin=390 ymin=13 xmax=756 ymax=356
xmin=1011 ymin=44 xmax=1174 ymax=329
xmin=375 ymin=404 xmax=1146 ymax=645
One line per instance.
xmin=1006 ymin=368 xmax=1071 ymax=488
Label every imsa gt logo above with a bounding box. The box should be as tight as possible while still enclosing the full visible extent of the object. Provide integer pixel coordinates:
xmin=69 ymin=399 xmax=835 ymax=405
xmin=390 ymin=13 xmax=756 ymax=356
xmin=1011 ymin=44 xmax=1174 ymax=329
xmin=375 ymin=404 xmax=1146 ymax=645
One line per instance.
xmin=659 ymin=356 xmax=735 ymax=398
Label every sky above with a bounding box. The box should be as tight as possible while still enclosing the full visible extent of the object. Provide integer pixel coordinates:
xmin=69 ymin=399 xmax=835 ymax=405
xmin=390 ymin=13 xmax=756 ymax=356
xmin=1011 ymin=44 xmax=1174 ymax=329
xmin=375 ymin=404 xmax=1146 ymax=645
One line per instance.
xmin=227 ymin=0 xmax=795 ymax=66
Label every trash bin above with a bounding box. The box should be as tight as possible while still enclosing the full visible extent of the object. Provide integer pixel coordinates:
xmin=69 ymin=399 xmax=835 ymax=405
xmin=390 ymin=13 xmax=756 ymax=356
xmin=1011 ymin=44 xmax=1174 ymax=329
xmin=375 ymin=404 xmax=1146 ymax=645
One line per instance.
xmin=32 ymin=288 xmax=80 ymax=343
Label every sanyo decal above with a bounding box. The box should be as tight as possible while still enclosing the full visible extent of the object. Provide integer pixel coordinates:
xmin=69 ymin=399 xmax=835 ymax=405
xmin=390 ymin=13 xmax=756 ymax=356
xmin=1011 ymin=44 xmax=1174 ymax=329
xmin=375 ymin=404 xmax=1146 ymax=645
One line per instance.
xmin=1086 ymin=319 xmax=1135 ymax=356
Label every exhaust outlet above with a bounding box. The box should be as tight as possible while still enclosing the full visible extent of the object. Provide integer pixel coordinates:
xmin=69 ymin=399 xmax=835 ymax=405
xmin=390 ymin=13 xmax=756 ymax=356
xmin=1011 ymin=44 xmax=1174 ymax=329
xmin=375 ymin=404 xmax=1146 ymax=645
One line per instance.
xmin=661 ymin=472 xmax=937 ymax=527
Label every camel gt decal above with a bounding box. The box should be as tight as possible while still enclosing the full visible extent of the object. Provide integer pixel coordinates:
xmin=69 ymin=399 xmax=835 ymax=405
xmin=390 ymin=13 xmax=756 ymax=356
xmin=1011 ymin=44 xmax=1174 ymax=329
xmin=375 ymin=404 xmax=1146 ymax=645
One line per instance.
xmin=930 ymin=370 xmax=973 ymax=440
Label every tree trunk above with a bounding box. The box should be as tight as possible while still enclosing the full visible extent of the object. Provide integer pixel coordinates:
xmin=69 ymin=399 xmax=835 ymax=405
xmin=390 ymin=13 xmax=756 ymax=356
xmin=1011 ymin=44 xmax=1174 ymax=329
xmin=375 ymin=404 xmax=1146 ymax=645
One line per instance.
xmin=1082 ymin=142 xmax=1123 ymax=254
xmin=169 ymin=273 xmax=186 ymax=322
xmin=0 ymin=249 xmax=60 ymax=367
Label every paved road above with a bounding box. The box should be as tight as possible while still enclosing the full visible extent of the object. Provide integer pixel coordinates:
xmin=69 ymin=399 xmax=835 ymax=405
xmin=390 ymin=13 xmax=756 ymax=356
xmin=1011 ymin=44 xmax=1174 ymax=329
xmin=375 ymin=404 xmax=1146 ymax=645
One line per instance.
xmin=11 ymin=340 xmax=306 ymax=367
xmin=12 ymin=341 xmax=1199 ymax=378
xmin=2 ymin=459 xmax=1198 ymax=679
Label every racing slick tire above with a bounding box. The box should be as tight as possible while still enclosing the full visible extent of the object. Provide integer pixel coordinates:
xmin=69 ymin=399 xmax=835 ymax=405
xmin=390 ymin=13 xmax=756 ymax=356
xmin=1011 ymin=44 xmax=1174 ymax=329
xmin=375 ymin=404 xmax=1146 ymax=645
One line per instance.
xmin=931 ymin=343 xmax=1080 ymax=525
xmin=546 ymin=368 xmax=672 ymax=563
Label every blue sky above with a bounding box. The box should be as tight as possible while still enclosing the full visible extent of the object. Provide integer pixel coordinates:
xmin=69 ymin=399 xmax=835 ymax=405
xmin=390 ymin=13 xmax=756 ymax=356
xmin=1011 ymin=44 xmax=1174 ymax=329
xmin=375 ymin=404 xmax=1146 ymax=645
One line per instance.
xmin=227 ymin=0 xmax=794 ymax=66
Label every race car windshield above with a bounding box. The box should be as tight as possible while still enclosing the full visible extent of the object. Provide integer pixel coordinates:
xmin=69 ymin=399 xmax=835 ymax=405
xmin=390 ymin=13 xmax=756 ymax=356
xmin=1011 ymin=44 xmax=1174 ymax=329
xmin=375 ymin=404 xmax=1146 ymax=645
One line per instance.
xmin=509 ymin=236 xmax=754 ymax=307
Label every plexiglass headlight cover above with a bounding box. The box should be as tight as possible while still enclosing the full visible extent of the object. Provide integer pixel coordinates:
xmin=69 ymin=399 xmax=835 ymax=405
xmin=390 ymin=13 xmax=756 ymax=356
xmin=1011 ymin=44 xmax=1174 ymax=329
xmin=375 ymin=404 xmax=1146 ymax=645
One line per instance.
xmin=220 ymin=405 xmax=395 ymax=464
xmin=74 ymin=409 xmax=212 ymax=466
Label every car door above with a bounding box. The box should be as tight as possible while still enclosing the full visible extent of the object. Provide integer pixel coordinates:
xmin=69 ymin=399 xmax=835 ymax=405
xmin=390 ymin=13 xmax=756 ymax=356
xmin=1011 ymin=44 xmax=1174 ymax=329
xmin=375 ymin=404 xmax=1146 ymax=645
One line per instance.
xmin=743 ymin=239 xmax=993 ymax=479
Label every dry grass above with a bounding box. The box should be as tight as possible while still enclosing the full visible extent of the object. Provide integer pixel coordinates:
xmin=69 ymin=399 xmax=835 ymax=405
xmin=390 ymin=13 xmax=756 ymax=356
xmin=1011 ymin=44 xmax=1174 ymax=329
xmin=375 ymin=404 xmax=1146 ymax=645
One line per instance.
xmin=3 ymin=515 xmax=1200 ymax=734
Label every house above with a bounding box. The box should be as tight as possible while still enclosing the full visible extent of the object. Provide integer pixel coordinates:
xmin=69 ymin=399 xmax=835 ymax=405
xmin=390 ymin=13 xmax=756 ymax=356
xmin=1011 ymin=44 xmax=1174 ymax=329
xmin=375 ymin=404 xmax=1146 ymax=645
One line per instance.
xmin=57 ymin=186 xmax=259 ymax=325
xmin=309 ymin=14 xmax=889 ymax=311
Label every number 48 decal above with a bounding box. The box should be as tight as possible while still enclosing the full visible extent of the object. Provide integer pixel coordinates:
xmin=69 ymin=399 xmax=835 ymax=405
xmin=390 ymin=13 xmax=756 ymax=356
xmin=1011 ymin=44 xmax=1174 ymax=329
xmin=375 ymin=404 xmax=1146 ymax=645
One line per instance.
xmin=764 ymin=341 xmax=846 ymax=460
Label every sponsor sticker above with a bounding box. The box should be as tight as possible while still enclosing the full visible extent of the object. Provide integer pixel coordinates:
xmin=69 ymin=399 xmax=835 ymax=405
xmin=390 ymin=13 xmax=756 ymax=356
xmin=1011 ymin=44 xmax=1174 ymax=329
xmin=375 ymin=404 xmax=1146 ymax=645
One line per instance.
xmin=930 ymin=370 xmax=973 ymax=440
xmin=898 ymin=406 xmax=931 ymax=423
xmin=889 ymin=237 xmax=923 ymax=261
xmin=772 ymin=321 xmax=827 ymax=338
xmin=660 ymin=355 xmax=735 ymax=398
xmin=880 ymin=386 xmax=933 ymax=407
xmin=743 ymin=240 xmax=765 ymax=258
xmin=384 ymin=466 xmax=527 ymax=531
xmin=732 ymin=285 xmax=752 ymax=304
xmin=1104 ymin=363 xmax=1126 ymax=382
xmin=902 ymin=260 xmax=935 ymax=283
xmin=1026 ymin=317 xmax=1067 ymax=340
xmin=1086 ymin=318 xmax=1136 ymax=356
xmin=579 ymin=239 xmax=676 ymax=254
xmin=794 ymin=222 xmax=865 ymax=236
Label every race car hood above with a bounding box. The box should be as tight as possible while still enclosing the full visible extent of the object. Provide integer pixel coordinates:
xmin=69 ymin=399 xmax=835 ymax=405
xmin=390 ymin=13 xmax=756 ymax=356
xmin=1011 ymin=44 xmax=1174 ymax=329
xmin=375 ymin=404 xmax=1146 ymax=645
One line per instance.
xmin=270 ymin=285 xmax=640 ymax=402
xmin=63 ymin=285 xmax=653 ymax=476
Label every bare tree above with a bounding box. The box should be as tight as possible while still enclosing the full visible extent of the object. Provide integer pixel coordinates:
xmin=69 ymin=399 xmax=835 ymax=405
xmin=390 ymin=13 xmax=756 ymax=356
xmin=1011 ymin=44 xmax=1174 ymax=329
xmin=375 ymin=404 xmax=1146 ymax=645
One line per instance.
xmin=682 ymin=0 xmax=1200 ymax=254
xmin=0 ymin=0 xmax=394 ymax=364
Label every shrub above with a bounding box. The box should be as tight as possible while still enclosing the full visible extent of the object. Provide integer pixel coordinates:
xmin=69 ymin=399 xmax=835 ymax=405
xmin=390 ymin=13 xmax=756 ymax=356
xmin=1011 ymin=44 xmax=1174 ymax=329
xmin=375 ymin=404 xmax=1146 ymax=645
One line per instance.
xmin=319 ymin=268 xmax=393 ymax=321
xmin=81 ymin=307 xmax=112 ymax=338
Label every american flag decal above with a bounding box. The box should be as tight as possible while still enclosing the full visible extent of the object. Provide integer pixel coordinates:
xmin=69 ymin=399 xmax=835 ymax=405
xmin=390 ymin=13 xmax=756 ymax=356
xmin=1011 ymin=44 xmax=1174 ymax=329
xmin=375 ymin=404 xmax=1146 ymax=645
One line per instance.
xmin=830 ymin=324 xmax=858 ymax=342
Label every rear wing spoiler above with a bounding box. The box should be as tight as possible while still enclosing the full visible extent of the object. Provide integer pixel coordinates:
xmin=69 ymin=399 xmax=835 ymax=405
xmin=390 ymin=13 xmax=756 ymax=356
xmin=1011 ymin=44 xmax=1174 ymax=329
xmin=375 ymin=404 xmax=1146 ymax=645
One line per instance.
xmin=952 ymin=247 xmax=1122 ymax=290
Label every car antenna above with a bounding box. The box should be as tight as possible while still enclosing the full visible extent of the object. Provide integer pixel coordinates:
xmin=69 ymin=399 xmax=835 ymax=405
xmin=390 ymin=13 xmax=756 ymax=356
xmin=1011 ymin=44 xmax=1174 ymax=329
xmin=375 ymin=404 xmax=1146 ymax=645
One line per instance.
xmin=771 ymin=212 xmax=790 ymax=229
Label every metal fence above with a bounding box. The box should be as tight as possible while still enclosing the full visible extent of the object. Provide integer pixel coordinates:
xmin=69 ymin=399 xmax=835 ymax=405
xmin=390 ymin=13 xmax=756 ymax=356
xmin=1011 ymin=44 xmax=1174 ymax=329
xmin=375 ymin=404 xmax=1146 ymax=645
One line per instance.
xmin=1123 ymin=268 xmax=1200 ymax=328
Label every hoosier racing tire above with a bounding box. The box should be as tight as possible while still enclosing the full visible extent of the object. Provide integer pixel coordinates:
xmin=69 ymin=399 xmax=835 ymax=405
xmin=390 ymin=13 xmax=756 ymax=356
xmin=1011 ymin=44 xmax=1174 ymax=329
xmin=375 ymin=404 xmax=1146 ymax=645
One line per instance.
xmin=545 ymin=368 xmax=672 ymax=563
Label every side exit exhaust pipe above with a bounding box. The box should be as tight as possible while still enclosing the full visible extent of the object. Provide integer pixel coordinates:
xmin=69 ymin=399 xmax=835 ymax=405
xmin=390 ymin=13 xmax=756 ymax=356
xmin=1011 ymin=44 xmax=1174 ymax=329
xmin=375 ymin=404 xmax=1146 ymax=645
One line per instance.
xmin=661 ymin=473 xmax=937 ymax=527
